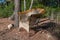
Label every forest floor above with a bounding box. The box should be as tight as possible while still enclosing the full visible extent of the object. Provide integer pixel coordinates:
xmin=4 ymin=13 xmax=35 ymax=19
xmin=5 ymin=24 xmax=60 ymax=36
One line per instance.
xmin=0 ymin=18 xmax=59 ymax=40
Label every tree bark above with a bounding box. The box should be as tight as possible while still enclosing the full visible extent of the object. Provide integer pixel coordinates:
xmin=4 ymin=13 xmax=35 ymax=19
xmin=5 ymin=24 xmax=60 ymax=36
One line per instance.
xmin=24 ymin=0 xmax=26 ymax=11
xmin=29 ymin=0 xmax=33 ymax=10
xmin=50 ymin=9 xmax=54 ymax=20
xmin=9 ymin=0 xmax=21 ymax=27
xmin=14 ymin=0 xmax=21 ymax=27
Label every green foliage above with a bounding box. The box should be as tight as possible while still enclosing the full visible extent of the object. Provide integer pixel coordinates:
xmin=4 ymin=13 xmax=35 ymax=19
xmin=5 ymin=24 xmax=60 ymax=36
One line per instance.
xmin=0 ymin=2 xmax=14 ymax=18
xmin=0 ymin=0 xmax=60 ymax=18
xmin=39 ymin=0 xmax=60 ymax=8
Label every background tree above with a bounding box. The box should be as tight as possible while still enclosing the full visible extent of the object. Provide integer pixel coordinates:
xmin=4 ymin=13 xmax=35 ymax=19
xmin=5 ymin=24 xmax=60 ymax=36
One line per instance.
xmin=14 ymin=0 xmax=20 ymax=27
xmin=29 ymin=0 xmax=33 ymax=10
xmin=9 ymin=0 xmax=21 ymax=27
xmin=24 ymin=0 xmax=26 ymax=11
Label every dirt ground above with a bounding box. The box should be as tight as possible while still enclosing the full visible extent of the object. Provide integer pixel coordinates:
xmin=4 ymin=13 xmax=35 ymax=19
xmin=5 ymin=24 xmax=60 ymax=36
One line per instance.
xmin=0 ymin=18 xmax=58 ymax=40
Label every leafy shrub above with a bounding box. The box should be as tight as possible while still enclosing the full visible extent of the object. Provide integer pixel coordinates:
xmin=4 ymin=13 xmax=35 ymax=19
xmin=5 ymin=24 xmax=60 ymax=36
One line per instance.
xmin=0 ymin=2 xmax=14 ymax=18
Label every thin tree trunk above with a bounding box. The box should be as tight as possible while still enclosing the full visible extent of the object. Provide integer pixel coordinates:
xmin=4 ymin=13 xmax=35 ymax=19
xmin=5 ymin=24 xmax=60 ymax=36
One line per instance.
xmin=29 ymin=0 xmax=33 ymax=10
xmin=50 ymin=9 xmax=54 ymax=20
xmin=14 ymin=0 xmax=20 ymax=27
xmin=24 ymin=0 xmax=26 ymax=11
xmin=9 ymin=0 xmax=21 ymax=27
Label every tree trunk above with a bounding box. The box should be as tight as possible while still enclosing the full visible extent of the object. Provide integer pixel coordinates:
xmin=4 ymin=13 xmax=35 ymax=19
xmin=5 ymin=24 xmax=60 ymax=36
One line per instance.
xmin=29 ymin=0 xmax=33 ymax=10
xmin=50 ymin=9 xmax=54 ymax=20
xmin=14 ymin=0 xmax=21 ymax=27
xmin=8 ymin=0 xmax=21 ymax=27
xmin=24 ymin=0 xmax=26 ymax=11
